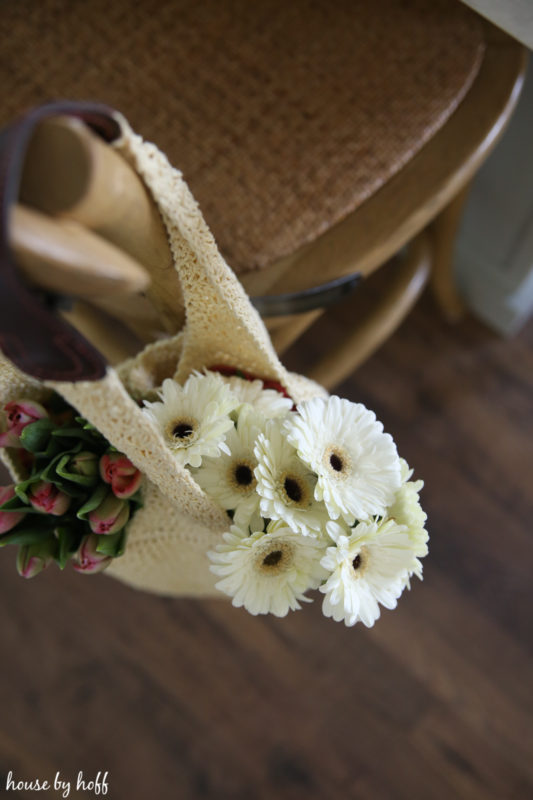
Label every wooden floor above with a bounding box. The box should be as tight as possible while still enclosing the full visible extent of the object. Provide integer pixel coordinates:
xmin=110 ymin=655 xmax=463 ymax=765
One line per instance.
xmin=1 ymin=293 xmax=532 ymax=799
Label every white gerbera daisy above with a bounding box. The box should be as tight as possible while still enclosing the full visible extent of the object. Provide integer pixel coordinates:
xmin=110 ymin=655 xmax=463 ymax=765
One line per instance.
xmin=320 ymin=518 xmax=417 ymax=627
xmin=386 ymin=459 xmax=428 ymax=583
xmin=208 ymin=524 xmax=327 ymax=617
xmin=285 ymin=396 xmax=402 ymax=524
xmin=254 ymin=420 xmax=328 ymax=537
xmin=194 ymin=405 xmax=264 ymax=528
xmin=222 ymin=376 xmax=293 ymax=418
xmin=142 ymin=372 xmax=238 ymax=468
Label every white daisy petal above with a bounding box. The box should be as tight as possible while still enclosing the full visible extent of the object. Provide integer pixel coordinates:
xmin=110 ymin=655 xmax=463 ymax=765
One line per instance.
xmin=254 ymin=419 xmax=329 ymax=537
xmin=194 ymin=405 xmax=266 ymax=525
xmin=142 ymin=372 xmax=239 ymax=468
xmin=319 ymin=518 xmax=418 ymax=628
xmin=284 ymin=396 xmax=402 ymax=523
xmin=221 ymin=376 xmax=293 ymax=419
xmin=208 ymin=524 xmax=327 ymax=617
xmin=325 ymin=519 xmax=351 ymax=544
xmin=386 ymin=460 xmax=429 ymax=587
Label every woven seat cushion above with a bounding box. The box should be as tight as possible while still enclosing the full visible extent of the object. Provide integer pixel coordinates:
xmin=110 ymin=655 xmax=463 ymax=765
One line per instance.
xmin=1 ymin=0 xmax=484 ymax=276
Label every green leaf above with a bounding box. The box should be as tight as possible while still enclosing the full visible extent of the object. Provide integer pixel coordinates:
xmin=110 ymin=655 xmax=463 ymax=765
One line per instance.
xmin=33 ymin=450 xmax=95 ymax=500
xmin=76 ymin=483 xmax=108 ymax=520
xmin=51 ymin=427 xmax=101 ymax=445
xmin=39 ymin=450 xmax=71 ymax=478
xmin=11 ymin=474 xmax=84 ymax=510
xmin=95 ymin=528 xmax=127 ymax=558
xmin=0 ymin=524 xmax=55 ymax=547
xmin=24 ymin=450 xmax=93 ymax=500
xmin=116 ymin=528 xmax=128 ymax=557
xmin=75 ymin=416 xmax=95 ymax=428
xmin=39 ymin=447 xmax=78 ymax=480
xmin=19 ymin=419 xmax=56 ymax=454
xmin=12 ymin=474 xmax=43 ymax=505
xmin=4 ymin=503 xmax=53 ymax=517
xmin=56 ymin=525 xmax=82 ymax=569
xmin=55 ymin=453 xmax=100 ymax=487
xmin=0 ymin=494 xmax=27 ymax=513
xmin=75 ymin=417 xmax=106 ymax=440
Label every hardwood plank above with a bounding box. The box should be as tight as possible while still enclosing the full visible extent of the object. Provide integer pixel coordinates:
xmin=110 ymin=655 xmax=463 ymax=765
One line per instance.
xmin=1 ymin=297 xmax=532 ymax=798
xmin=410 ymin=706 xmax=533 ymax=800
xmin=369 ymin=567 xmax=533 ymax=780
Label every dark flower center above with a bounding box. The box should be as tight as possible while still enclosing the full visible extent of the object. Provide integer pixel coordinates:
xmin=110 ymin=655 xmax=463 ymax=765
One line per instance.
xmin=329 ymin=453 xmax=344 ymax=472
xmin=235 ymin=464 xmax=253 ymax=486
xmin=263 ymin=550 xmax=282 ymax=567
xmin=173 ymin=423 xmax=194 ymax=439
xmin=352 ymin=554 xmax=362 ymax=570
xmin=284 ymin=477 xmax=302 ymax=503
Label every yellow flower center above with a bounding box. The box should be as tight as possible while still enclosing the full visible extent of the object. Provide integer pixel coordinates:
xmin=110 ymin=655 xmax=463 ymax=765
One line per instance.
xmin=324 ymin=445 xmax=351 ymax=480
xmin=263 ymin=550 xmax=282 ymax=566
xmin=255 ymin=540 xmax=294 ymax=576
xmin=166 ymin=417 xmax=198 ymax=449
xmin=351 ymin=545 xmax=369 ymax=578
xmin=228 ymin=459 xmax=257 ymax=495
xmin=279 ymin=471 xmax=310 ymax=507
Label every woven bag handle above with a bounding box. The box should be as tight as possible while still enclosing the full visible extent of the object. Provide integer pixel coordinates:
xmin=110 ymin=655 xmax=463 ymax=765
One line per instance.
xmin=50 ymin=113 xmax=303 ymax=529
xmin=0 ymin=102 xmax=288 ymax=387
xmin=111 ymin=114 xmax=291 ymax=389
xmin=1 ymin=108 xmax=323 ymax=529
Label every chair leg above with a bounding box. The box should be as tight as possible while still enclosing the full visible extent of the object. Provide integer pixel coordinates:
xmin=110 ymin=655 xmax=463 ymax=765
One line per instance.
xmin=429 ymin=183 xmax=471 ymax=321
xmin=307 ymin=231 xmax=432 ymax=390
xmin=267 ymin=309 xmax=324 ymax=355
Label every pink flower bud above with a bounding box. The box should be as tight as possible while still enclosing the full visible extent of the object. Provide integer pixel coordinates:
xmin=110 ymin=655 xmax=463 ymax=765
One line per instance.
xmin=0 ymin=485 xmax=26 ymax=534
xmin=88 ymin=492 xmax=130 ymax=535
xmin=0 ymin=399 xmax=48 ymax=447
xmin=29 ymin=481 xmax=71 ymax=516
xmin=69 ymin=451 xmax=99 ymax=477
xmin=0 ymin=430 xmax=22 ymax=448
xmin=16 ymin=545 xmax=53 ymax=578
xmin=99 ymin=452 xmax=142 ymax=499
xmin=73 ymin=534 xmax=112 ymax=574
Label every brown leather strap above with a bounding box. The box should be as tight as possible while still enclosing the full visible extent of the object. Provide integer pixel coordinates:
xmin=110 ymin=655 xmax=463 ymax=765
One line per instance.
xmin=0 ymin=101 xmax=121 ymax=381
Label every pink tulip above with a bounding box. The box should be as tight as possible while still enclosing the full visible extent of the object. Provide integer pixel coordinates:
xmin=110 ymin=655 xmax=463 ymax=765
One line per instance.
xmin=99 ymin=452 xmax=142 ymax=499
xmin=73 ymin=534 xmax=112 ymax=574
xmin=0 ymin=429 xmax=21 ymax=448
xmin=88 ymin=492 xmax=130 ymax=535
xmin=29 ymin=481 xmax=71 ymax=516
xmin=0 ymin=485 xmax=26 ymax=534
xmin=16 ymin=546 xmax=53 ymax=579
xmin=0 ymin=399 xmax=48 ymax=447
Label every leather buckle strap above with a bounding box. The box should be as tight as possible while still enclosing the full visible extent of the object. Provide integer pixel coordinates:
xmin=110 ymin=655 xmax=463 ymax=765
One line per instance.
xmin=251 ymin=273 xmax=361 ymax=317
xmin=0 ymin=101 xmax=121 ymax=381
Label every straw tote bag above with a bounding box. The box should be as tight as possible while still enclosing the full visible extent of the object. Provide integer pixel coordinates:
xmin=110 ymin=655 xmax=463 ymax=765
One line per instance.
xmin=0 ymin=103 xmax=326 ymax=597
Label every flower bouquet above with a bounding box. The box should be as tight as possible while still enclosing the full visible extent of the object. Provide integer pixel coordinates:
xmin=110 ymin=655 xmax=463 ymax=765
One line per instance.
xmin=1 ymin=368 xmax=428 ymax=628
xmin=0 ymin=104 xmax=427 ymax=627
xmin=142 ymin=370 xmax=428 ymax=627
xmin=0 ymin=397 xmax=142 ymax=576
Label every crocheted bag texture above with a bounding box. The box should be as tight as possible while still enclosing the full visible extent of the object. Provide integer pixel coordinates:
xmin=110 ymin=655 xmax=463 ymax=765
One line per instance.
xmin=0 ymin=115 xmax=326 ymax=597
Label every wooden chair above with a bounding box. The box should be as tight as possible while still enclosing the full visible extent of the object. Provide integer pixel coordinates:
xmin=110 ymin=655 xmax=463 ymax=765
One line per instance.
xmin=1 ymin=0 xmax=527 ymax=388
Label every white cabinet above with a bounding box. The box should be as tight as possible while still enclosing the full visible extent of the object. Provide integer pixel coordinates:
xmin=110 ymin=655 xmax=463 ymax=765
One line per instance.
xmin=456 ymin=61 xmax=533 ymax=334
